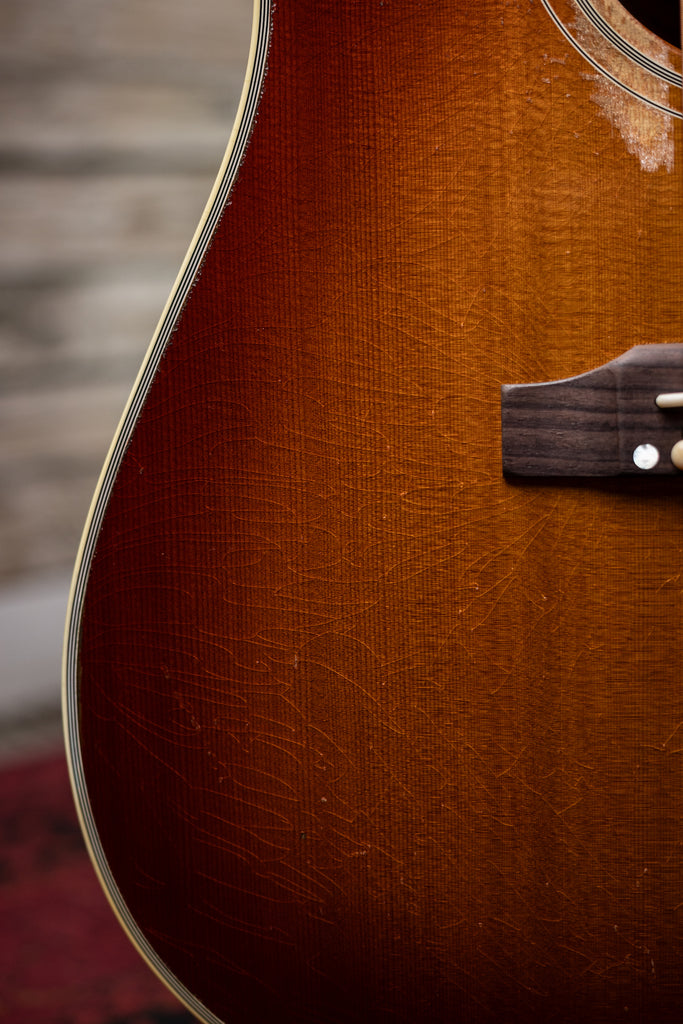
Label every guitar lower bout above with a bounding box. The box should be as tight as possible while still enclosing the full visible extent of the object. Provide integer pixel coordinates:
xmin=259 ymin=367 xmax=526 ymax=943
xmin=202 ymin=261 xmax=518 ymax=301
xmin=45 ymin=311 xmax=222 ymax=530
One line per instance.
xmin=64 ymin=1 xmax=683 ymax=1022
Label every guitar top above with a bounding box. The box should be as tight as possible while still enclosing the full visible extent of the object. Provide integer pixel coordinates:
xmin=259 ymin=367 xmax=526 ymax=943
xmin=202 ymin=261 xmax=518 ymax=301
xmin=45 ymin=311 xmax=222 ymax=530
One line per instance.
xmin=64 ymin=1 xmax=683 ymax=1021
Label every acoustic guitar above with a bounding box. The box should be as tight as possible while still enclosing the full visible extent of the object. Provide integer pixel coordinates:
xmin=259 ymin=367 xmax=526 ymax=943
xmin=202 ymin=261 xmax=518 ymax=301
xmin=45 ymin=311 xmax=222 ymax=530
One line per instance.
xmin=63 ymin=1 xmax=683 ymax=1021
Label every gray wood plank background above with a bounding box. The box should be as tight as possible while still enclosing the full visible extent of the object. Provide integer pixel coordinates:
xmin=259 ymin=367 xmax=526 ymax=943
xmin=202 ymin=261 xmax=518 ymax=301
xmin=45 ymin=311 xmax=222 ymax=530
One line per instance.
xmin=0 ymin=0 xmax=252 ymax=584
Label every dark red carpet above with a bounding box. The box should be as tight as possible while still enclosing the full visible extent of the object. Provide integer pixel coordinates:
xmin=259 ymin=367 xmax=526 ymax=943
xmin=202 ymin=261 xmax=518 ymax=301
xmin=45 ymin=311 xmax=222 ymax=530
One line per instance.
xmin=0 ymin=749 xmax=194 ymax=1024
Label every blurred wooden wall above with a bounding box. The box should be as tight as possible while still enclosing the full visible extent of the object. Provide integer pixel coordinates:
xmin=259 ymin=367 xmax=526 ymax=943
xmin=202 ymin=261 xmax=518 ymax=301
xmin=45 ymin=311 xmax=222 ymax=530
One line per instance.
xmin=0 ymin=0 xmax=252 ymax=584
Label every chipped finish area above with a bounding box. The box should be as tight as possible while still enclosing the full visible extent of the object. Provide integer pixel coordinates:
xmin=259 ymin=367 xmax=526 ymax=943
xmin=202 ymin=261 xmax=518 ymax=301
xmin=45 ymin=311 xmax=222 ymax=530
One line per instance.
xmin=542 ymin=0 xmax=680 ymax=170
xmin=589 ymin=79 xmax=673 ymax=171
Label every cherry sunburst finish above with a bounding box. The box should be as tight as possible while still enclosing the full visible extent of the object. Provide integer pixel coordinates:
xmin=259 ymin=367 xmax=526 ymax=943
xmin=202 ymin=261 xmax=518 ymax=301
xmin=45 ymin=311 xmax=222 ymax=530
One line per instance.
xmin=64 ymin=1 xmax=683 ymax=1021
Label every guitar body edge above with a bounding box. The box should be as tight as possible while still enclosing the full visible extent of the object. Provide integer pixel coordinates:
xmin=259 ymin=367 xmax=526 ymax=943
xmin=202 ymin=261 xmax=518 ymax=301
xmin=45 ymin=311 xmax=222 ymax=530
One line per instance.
xmin=62 ymin=2 xmax=271 ymax=1021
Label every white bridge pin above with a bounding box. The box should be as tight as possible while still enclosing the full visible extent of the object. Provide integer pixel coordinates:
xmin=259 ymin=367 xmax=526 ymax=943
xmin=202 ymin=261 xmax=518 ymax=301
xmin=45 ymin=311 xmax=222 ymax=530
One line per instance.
xmin=632 ymin=444 xmax=659 ymax=471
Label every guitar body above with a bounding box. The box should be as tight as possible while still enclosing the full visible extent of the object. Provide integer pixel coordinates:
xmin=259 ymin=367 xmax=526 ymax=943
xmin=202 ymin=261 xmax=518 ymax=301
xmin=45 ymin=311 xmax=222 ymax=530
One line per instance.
xmin=64 ymin=1 xmax=683 ymax=1021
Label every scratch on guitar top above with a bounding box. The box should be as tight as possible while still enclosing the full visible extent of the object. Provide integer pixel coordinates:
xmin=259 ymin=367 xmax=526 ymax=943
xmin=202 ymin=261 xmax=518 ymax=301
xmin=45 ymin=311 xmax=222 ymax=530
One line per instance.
xmin=658 ymin=720 xmax=683 ymax=751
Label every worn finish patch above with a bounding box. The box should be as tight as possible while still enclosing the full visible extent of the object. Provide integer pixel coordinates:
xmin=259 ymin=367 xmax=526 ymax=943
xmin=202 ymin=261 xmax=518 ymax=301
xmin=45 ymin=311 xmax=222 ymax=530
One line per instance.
xmin=573 ymin=0 xmax=675 ymax=171
xmin=543 ymin=0 xmax=679 ymax=171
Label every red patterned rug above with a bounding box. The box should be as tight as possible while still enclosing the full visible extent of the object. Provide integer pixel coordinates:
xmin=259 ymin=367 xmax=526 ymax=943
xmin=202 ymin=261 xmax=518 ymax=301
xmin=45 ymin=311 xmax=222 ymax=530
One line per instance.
xmin=0 ymin=748 xmax=194 ymax=1024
